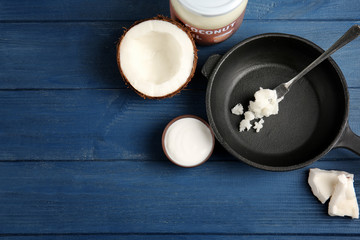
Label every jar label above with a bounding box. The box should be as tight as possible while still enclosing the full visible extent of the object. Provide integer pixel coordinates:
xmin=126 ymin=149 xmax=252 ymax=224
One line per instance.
xmin=170 ymin=3 xmax=246 ymax=45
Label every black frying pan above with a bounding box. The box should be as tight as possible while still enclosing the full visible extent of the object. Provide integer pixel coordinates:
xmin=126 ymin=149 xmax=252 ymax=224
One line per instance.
xmin=203 ymin=33 xmax=360 ymax=171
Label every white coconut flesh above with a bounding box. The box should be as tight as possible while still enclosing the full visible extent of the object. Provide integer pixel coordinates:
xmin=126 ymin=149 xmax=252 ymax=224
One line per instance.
xmin=119 ymin=20 xmax=196 ymax=98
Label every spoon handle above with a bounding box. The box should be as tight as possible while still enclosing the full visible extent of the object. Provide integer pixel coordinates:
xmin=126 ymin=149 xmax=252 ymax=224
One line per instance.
xmin=287 ymin=25 xmax=360 ymax=88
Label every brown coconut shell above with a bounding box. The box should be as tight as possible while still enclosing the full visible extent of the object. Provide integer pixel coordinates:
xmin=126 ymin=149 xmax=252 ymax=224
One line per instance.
xmin=116 ymin=15 xmax=198 ymax=99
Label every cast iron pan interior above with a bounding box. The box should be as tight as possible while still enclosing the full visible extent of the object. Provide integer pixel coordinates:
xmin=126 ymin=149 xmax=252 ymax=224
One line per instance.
xmin=206 ymin=34 xmax=348 ymax=171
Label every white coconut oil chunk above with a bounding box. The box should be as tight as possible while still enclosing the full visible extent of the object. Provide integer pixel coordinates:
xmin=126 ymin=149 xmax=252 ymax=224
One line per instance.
xmin=231 ymin=103 xmax=244 ymax=116
xmin=164 ymin=118 xmax=213 ymax=167
xmin=232 ymin=87 xmax=279 ymax=132
xmin=308 ymin=168 xmax=359 ymax=219
xmin=329 ymin=174 xmax=359 ymax=219
xmin=308 ymin=168 xmax=353 ymax=204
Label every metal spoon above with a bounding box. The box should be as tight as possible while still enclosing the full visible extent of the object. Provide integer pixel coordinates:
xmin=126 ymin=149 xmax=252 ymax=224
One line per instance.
xmin=275 ymin=25 xmax=360 ymax=100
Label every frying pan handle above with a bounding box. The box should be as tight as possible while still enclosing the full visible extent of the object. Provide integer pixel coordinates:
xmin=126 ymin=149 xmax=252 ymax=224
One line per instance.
xmin=335 ymin=123 xmax=360 ymax=155
xmin=201 ymin=54 xmax=222 ymax=79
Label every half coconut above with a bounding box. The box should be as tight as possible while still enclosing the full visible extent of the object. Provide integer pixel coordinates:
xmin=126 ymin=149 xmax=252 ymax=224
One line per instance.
xmin=117 ymin=16 xmax=198 ymax=99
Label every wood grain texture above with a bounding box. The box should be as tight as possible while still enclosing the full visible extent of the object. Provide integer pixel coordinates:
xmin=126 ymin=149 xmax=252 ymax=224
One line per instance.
xmin=0 ymin=88 xmax=359 ymax=161
xmin=0 ymin=0 xmax=359 ymax=21
xmin=1 ymin=160 xmax=360 ymax=235
xmin=1 ymin=21 xmax=359 ymax=89
xmin=0 ymin=89 xmax=206 ymax=161
xmin=2 ymin=0 xmax=360 ymax=238
xmin=3 ymin=236 xmax=360 ymax=240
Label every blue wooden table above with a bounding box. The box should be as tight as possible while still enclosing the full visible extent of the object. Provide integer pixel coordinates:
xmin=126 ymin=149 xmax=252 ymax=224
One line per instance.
xmin=1 ymin=1 xmax=360 ymax=239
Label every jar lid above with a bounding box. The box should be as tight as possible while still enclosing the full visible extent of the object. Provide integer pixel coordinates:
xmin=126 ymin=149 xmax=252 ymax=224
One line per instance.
xmin=178 ymin=0 xmax=244 ymax=17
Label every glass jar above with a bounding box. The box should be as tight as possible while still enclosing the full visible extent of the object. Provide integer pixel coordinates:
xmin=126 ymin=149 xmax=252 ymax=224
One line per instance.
xmin=170 ymin=0 xmax=248 ymax=45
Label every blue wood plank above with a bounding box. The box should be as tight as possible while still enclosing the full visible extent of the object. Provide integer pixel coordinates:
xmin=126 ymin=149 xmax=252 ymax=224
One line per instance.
xmin=0 ymin=22 xmax=125 ymax=89
xmin=246 ymin=0 xmax=360 ymax=20
xmin=1 ymin=160 xmax=360 ymax=235
xmin=0 ymin=0 xmax=359 ymax=21
xmin=0 ymin=89 xmax=206 ymax=161
xmin=2 ymin=234 xmax=360 ymax=240
xmin=0 ymin=0 xmax=169 ymax=22
xmin=0 ymin=88 xmax=359 ymax=161
xmin=1 ymin=21 xmax=359 ymax=89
